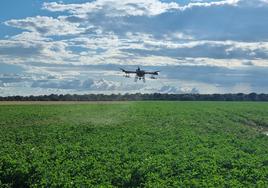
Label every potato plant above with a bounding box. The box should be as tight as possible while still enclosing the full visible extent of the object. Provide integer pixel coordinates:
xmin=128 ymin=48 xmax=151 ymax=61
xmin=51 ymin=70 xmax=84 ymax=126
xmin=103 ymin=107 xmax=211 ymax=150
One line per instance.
xmin=0 ymin=102 xmax=268 ymax=187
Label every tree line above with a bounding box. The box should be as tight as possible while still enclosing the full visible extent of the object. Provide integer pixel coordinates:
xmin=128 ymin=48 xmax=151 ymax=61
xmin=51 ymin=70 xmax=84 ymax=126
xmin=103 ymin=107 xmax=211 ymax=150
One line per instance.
xmin=0 ymin=93 xmax=268 ymax=101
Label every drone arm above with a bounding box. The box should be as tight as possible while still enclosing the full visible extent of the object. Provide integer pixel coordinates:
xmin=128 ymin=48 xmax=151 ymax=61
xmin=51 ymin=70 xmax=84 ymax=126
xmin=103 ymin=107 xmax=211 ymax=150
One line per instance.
xmin=120 ymin=69 xmax=136 ymax=74
xmin=125 ymin=71 xmax=136 ymax=74
xmin=145 ymin=71 xmax=159 ymax=75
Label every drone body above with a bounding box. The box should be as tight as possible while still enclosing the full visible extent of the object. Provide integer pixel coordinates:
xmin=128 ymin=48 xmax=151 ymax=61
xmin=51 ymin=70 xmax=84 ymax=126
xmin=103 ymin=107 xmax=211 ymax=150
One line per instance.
xmin=120 ymin=67 xmax=159 ymax=82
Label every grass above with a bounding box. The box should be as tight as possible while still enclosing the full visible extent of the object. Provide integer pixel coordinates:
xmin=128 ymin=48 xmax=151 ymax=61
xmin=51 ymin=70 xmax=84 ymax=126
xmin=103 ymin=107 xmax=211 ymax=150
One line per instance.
xmin=0 ymin=102 xmax=268 ymax=187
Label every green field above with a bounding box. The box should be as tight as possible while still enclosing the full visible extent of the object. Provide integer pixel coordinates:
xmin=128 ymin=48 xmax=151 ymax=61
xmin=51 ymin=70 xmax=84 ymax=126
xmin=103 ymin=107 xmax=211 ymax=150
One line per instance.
xmin=0 ymin=102 xmax=268 ymax=187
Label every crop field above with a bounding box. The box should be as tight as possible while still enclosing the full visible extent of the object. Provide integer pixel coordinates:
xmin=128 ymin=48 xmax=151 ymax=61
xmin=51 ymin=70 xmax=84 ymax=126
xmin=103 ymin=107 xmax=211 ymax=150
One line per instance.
xmin=0 ymin=102 xmax=268 ymax=187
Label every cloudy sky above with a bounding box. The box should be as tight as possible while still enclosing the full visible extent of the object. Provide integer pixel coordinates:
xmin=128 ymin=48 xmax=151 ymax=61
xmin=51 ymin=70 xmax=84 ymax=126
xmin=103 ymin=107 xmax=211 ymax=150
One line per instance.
xmin=0 ymin=0 xmax=268 ymax=96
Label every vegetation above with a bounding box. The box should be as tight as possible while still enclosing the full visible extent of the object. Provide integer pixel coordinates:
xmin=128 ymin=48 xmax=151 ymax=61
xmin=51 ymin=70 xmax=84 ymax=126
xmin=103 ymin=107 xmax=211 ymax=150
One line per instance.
xmin=0 ymin=102 xmax=268 ymax=187
xmin=1 ymin=92 xmax=268 ymax=101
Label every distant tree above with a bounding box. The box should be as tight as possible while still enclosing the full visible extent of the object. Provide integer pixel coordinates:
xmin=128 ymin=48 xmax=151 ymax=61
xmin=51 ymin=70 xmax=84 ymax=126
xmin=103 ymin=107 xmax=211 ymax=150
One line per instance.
xmin=248 ymin=93 xmax=258 ymax=101
xmin=1 ymin=93 xmax=268 ymax=102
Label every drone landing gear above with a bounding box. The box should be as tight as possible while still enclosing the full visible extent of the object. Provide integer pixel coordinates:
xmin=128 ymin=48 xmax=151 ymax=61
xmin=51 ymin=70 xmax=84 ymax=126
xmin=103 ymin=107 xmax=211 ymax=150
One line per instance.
xmin=134 ymin=76 xmax=146 ymax=83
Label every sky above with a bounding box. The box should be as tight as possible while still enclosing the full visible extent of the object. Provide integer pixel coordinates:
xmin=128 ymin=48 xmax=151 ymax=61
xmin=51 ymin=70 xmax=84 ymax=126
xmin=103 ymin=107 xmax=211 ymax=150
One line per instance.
xmin=0 ymin=0 xmax=268 ymax=96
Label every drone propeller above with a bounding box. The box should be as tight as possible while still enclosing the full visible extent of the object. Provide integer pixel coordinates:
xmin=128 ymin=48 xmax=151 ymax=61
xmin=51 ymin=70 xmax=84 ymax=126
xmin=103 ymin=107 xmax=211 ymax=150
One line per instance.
xmin=153 ymin=71 xmax=160 ymax=75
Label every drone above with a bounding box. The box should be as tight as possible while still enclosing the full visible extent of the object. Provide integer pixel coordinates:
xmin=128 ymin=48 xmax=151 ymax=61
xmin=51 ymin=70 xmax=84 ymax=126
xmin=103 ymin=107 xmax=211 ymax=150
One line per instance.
xmin=120 ymin=67 xmax=160 ymax=82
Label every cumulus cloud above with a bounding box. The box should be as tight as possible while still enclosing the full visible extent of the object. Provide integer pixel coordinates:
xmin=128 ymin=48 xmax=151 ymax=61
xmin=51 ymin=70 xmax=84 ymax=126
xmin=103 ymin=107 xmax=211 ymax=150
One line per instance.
xmin=43 ymin=0 xmax=179 ymax=17
xmin=43 ymin=0 xmax=240 ymax=17
xmin=242 ymin=60 xmax=254 ymax=66
xmin=2 ymin=0 xmax=268 ymax=69
xmin=2 ymin=0 xmax=268 ymax=95
xmin=1 ymin=28 xmax=268 ymax=68
xmin=90 ymin=79 xmax=120 ymax=90
xmin=179 ymin=0 xmax=240 ymax=11
xmin=0 ymin=73 xmax=31 ymax=83
xmin=159 ymin=85 xmax=199 ymax=94
xmin=32 ymin=79 xmax=81 ymax=90
xmin=0 ymin=31 xmax=77 ymax=65
xmin=31 ymin=78 xmax=127 ymax=91
xmin=1 ymin=64 xmax=268 ymax=95
xmin=0 ymin=81 xmax=5 ymax=87
xmin=5 ymin=16 xmax=85 ymax=36
xmin=120 ymin=34 xmax=268 ymax=62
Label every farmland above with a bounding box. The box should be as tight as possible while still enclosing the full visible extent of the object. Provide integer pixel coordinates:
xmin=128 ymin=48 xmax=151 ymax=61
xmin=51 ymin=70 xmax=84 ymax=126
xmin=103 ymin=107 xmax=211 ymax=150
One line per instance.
xmin=0 ymin=102 xmax=268 ymax=187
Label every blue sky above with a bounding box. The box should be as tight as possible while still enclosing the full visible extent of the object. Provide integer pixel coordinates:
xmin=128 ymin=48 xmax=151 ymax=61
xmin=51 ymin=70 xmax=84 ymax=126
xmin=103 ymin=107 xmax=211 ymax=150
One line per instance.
xmin=1 ymin=0 xmax=268 ymax=96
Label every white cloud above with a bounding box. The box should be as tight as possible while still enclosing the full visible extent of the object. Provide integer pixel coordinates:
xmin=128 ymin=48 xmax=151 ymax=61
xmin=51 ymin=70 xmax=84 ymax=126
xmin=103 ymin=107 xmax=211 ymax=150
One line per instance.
xmin=159 ymin=85 xmax=199 ymax=94
xmin=5 ymin=16 xmax=85 ymax=36
xmin=0 ymin=31 xmax=78 ymax=65
xmin=89 ymin=79 xmax=119 ymax=90
xmin=0 ymin=81 xmax=5 ymax=87
xmin=2 ymin=0 xmax=268 ymax=95
xmin=43 ymin=0 xmax=240 ymax=17
xmin=231 ymin=83 xmax=252 ymax=93
xmin=3 ymin=0 xmax=267 ymax=69
xmin=11 ymin=32 xmax=50 ymax=42
xmin=43 ymin=0 xmax=179 ymax=17
xmin=31 ymin=77 xmax=145 ymax=92
xmin=1 ymin=28 xmax=268 ymax=68
xmin=179 ymin=0 xmax=240 ymax=11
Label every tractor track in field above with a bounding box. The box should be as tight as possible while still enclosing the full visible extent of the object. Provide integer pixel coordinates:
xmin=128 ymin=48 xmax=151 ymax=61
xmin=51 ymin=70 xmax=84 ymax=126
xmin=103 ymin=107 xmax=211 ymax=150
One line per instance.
xmin=219 ymin=108 xmax=268 ymax=136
